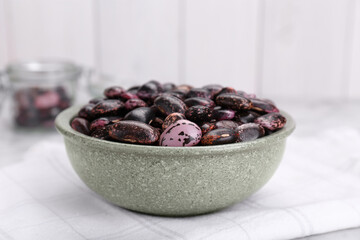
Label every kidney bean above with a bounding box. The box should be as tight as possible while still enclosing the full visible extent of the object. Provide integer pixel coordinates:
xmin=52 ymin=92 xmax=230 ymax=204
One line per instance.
xmin=215 ymin=120 xmax=239 ymax=130
xmin=78 ymin=103 xmax=95 ymax=120
xmin=200 ymin=128 xmax=237 ymax=145
xmin=200 ymin=122 xmax=217 ymax=135
xmin=119 ymin=91 xmax=139 ymax=101
xmin=124 ymin=98 xmax=147 ymax=111
xmin=89 ymin=98 xmax=104 ymax=104
xmin=184 ymin=97 xmax=215 ymax=108
xmin=150 ymin=117 xmax=164 ymax=129
xmin=162 ymin=112 xmax=186 ymax=130
xmin=185 ymin=105 xmax=212 ymax=123
xmin=203 ymin=84 xmax=223 ymax=99
xmin=90 ymin=117 xmax=111 ymax=132
xmin=109 ymin=120 xmax=160 ymax=144
xmin=124 ymin=107 xmax=156 ymax=124
xmin=215 ymin=87 xmax=237 ymax=98
xmin=251 ymin=99 xmax=279 ymax=113
xmin=234 ymin=111 xmax=261 ymax=124
xmin=71 ymin=117 xmax=90 ymax=135
xmin=127 ymin=86 xmax=140 ymax=94
xmin=163 ymin=83 xmax=176 ymax=92
xmin=186 ymin=88 xmax=212 ymax=99
xmin=154 ymin=95 xmax=187 ymax=115
xmin=212 ymin=106 xmax=235 ymax=120
xmin=91 ymin=126 xmax=113 ymax=140
xmin=91 ymin=100 xmax=125 ymax=118
xmin=104 ymin=86 xmax=124 ymax=99
xmin=137 ymin=80 xmax=163 ymax=100
xmin=254 ymin=112 xmax=286 ymax=131
xmin=236 ymin=123 xmax=265 ymax=142
xmin=160 ymin=119 xmax=202 ymax=147
xmin=168 ymin=90 xmax=187 ymax=100
xmin=216 ymin=94 xmax=252 ymax=111
xmin=237 ymin=90 xmax=256 ymax=99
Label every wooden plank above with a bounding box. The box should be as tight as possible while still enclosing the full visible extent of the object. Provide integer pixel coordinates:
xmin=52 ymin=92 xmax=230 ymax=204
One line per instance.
xmin=184 ymin=0 xmax=260 ymax=93
xmin=97 ymin=0 xmax=179 ymax=88
xmin=261 ymin=0 xmax=352 ymax=101
xmin=6 ymin=0 xmax=95 ymax=66
xmin=349 ymin=0 xmax=360 ymax=99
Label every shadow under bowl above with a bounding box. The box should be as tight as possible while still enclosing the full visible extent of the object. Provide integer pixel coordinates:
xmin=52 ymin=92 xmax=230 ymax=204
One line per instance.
xmin=55 ymin=106 xmax=295 ymax=217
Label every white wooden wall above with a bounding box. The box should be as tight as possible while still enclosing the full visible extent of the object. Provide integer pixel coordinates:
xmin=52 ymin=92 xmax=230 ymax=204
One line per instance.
xmin=0 ymin=0 xmax=359 ymax=100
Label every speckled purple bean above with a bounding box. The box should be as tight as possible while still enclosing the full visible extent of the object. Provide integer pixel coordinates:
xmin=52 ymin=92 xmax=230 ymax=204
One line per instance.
xmin=254 ymin=112 xmax=286 ymax=131
xmin=71 ymin=117 xmax=91 ymax=135
xmin=124 ymin=98 xmax=147 ymax=111
xmin=236 ymin=123 xmax=265 ymax=142
xmin=212 ymin=106 xmax=235 ymax=121
xmin=124 ymin=107 xmax=156 ymax=124
xmin=154 ymin=95 xmax=187 ymax=116
xmin=91 ymin=100 xmax=125 ymax=118
xmin=162 ymin=112 xmax=186 ymax=130
xmin=184 ymin=97 xmax=216 ymax=108
xmin=109 ymin=120 xmax=160 ymax=144
xmin=185 ymin=105 xmax=212 ymax=123
xmin=159 ymin=119 xmax=202 ymax=147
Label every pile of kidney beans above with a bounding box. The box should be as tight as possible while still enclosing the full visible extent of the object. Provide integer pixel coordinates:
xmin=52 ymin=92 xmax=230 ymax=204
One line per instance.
xmin=71 ymin=81 xmax=286 ymax=146
xmin=15 ymin=86 xmax=71 ymax=127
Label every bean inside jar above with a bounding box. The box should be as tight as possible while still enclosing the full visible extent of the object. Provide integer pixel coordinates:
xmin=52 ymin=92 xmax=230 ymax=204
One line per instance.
xmin=71 ymin=80 xmax=287 ymax=146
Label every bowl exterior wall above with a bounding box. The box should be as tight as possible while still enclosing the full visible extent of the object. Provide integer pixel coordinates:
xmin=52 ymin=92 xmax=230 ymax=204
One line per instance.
xmin=64 ymin=137 xmax=286 ymax=216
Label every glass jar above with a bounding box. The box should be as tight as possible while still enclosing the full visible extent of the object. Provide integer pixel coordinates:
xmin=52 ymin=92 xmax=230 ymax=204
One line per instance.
xmin=3 ymin=60 xmax=81 ymax=128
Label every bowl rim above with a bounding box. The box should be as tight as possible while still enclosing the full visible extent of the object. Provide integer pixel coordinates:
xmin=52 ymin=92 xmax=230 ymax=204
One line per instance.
xmin=55 ymin=105 xmax=296 ymax=155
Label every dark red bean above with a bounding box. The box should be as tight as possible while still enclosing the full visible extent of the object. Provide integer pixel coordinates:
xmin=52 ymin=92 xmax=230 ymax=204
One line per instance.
xmin=150 ymin=117 xmax=164 ymax=129
xmin=212 ymin=106 xmax=235 ymax=120
xmin=200 ymin=128 xmax=237 ymax=145
xmin=137 ymin=80 xmax=163 ymax=100
xmin=184 ymin=97 xmax=215 ymax=108
xmin=167 ymin=90 xmax=187 ymax=100
xmin=162 ymin=112 xmax=186 ymax=130
xmin=203 ymin=84 xmax=223 ymax=99
xmin=215 ymin=87 xmax=237 ymax=98
xmin=215 ymin=120 xmax=239 ymax=130
xmin=127 ymin=86 xmax=140 ymax=94
xmin=124 ymin=98 xmax=147 ymax=111
xmin=185 ymin=105 xmax=212 ymax=123
xmin=254 ymin=112 xmax=286 ymax=131
xmin=119 ymin=91 xmax=139 ymax=101
xmin=186 ymin=88 xmax=212 ymax=99
xmin=104 ymin=86 xmax=125 ymax=99
xmin=91 ymin=125 xmax=113 ymax=140
xmin=109 ymin=120 xmax=160 ymax=144
xmin=234 ymin=111 xmax=261 ymax=124
xmin=216 ymin=94 xmax=252 ymax=111
xmin=251 ymin=99 xmax=279 ymax=113
xmin=90 ymin=117 xmax=111 ymax=132
xmin=163 ymin=83 xmax=176 ymax=92
xmin=237 ymin=90 xmax=256 ymax=99
xmin=91 ymin=100 xmax=125 ymax=118
xmin=78 ymin=103 xmax=95 ymax=120
xmin=89 ymin=98 xmax=103 ymax=104
xmin=154 ymin=95 xmax=187 ymax=115
xmin=200 ymin=122 xmax=217 ymax=135
xmin=236 ymin=123 xmax=265 ymax=142
xmin=71 ymin=117 xmax=90 ymax=135
xmin=124 ymin=107 xmax=156 ymax=124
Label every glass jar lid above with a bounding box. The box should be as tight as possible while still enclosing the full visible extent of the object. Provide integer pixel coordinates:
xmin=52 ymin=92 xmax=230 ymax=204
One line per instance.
xmin=6 ymin=60 xmax=82 ymax=82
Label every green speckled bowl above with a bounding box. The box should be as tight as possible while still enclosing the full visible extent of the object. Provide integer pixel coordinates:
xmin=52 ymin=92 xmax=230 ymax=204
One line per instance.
xmin=55 ymin=106 xmax=295 ymax=216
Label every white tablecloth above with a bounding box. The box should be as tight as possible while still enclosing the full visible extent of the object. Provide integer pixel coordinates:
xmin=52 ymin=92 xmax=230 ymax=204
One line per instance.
xmin=1 ymin=124 xmax=360 ymax=240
